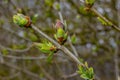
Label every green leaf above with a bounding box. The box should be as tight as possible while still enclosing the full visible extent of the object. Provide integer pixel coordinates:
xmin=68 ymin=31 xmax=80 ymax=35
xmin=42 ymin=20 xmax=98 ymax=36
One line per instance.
xmin=89 ymin=67 xmax=94 ymax=74
xmin=35 ymin=41 xmax=56 ymax=54
xmin=56 ymin=28 xmax=65 ymax=38
xmin=47 ymin=52 xmax=54 ymax=63
xmin=97 ymin=17 xmax=108 ymax=25
xmin=54 ymin=28 xmax=68 ymax=44
xmin=71 ymin=34 xmax=77 ymax=44
xmin=80 ymin=74 xmax=90 ymax=79
xmin=29 ymin=33 xmax=38 ymax=41
xmin=85 ymin=62 xmax=88 ymax=68
xmin=54 ymin=34 xmax=57 ymax=40
xmin=13 ymin=13 xmax=28 ymax=27
xmin=53 ymin=2 xmax=60 ymax=10
xmin=45 ymin=0 xmax=54 ymax=7
xmin=1 ymin=49 xmax=8 ymax=56
xmin=85 ymin=0 xmax=95 ymax=5
xmin=0 ymin=19 xmax=4 ymax=25
xmin=31 ymin=14 xmax=39 ymax=24
xmin=78 ymin=63 xmax=94 ymax=80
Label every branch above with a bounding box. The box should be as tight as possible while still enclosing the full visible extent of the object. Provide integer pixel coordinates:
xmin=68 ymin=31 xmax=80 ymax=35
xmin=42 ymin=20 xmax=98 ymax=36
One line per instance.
xmin=0 ymin=54 xmax=46 ymax=60
xmin=68 ymin=36 xmax=79 ymax=57
xmin=31 ymin=24 xmax=84 ymax=66
xmin=62 ymin=72 xmax=78 ymax=79
xmin=0 ymin=52 xmax=4 ymax=63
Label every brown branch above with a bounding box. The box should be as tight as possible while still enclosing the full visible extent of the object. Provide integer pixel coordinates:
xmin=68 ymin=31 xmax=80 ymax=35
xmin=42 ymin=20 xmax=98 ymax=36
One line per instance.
xmin=31 ymin=24 xmax=84 ymax=66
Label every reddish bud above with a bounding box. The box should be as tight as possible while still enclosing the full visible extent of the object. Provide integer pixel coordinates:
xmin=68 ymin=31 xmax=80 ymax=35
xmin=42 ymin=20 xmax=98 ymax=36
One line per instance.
xmin=55 ymin=20 xmax=65 ymax=30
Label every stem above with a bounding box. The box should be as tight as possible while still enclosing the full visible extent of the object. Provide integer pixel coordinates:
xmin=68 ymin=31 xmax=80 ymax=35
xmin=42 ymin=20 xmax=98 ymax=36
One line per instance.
xmin=68 ymin=36 xmax=79 ymax=57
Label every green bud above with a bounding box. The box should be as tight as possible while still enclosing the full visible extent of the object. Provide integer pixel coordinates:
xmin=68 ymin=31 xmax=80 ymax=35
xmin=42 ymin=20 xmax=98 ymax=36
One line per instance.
xmin=54 ymin=28 xmax=68 ymax=44
xmin=85 ymin=0 xmax=95 ymax=5
xmin=34 ymin=41 xmax=57 ymax=63
xmin=34 ymin=41 xmax=57 ymax=53
xmin=85 ymin=0 xmax=95 ymax=10
xmin=13 ymin=13 xmax=31 ymax=27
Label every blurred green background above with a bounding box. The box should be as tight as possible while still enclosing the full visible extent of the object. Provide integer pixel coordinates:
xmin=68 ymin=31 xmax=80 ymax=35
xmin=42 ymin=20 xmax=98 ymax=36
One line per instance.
xmin=0 ymin=0 xmax=119 ymax=80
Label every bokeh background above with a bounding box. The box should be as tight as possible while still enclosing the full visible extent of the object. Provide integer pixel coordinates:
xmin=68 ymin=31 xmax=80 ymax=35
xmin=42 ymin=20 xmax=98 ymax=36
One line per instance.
xmin=0 ymin=0 xmax=120 ymax=80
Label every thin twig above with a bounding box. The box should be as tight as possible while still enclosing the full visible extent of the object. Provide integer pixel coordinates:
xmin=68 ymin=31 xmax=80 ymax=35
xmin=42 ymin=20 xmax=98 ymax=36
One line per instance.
xmin=1 ymin=72 xmax=20 ymax=80
xmin=114 ymin=1 xmax=120 ymax=79
xmin=0 ymin=43 xmax=33 ymax=53
xmin=68 ymin=36 xmax=79 ymax=57
xmin=62 ymin=72 xmax=78 ymax=79
xmin=79 ymin=0 xmax=84 ymax=3
xmin=1 ymin=62 xmax=42 ymax=80
xmin=0 ymin=54 xmax=46 ymax=60
xmin=0 ymin=52 xmax=4 ymax=63
xmin=36 ymin=61 xmax=55 ymax=80
xmin=114 ymin=43 xmax=119 ymax=80
xmin=40 ymin=65 xmax=55 ymax=80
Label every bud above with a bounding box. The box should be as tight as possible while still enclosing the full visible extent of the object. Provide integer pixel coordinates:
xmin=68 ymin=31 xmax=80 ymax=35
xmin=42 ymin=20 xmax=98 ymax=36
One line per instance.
xmin=85 ymin=0 xmax=95 ymax=10
xmin=13 ymin=13 xmax=32 ymax=27
xmin=34 ymin=42 xmax=57 ymax=53
xmin=54 ymin=28 xmax=68 ymax=44
xmin=55 ymin=20 xmax=65 ymax=30
xmin=34 ymin=41 xmax=57 ymax=63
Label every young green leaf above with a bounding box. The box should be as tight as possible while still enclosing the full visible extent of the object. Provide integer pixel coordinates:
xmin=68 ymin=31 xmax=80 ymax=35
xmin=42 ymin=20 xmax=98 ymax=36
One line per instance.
xmin=31 ymin=14 xmax=39 ymax=24
xmin=54 ymin=28 xmax=68 ymax=44
xmin=71 ymin=34 xmax=77 ymax=44
xmin=13 ymin=13 xmax=31 ymax=27
xmin=78 ymin=62 xmax=94 ymax=80
xmin=29 ymin=33 xmax=38 ymax=41
xmin=47 ymin=52 xmax=54 ymax=63
xmin=85 ymin=0 xmax=95 ymax=5
xmin=97 ymin=17 xmax=108 ymax=25
xmin=53 ymin=2 xmax=60 ymax=10
xmin=34 ymin=41 xmax=57 ymax=54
